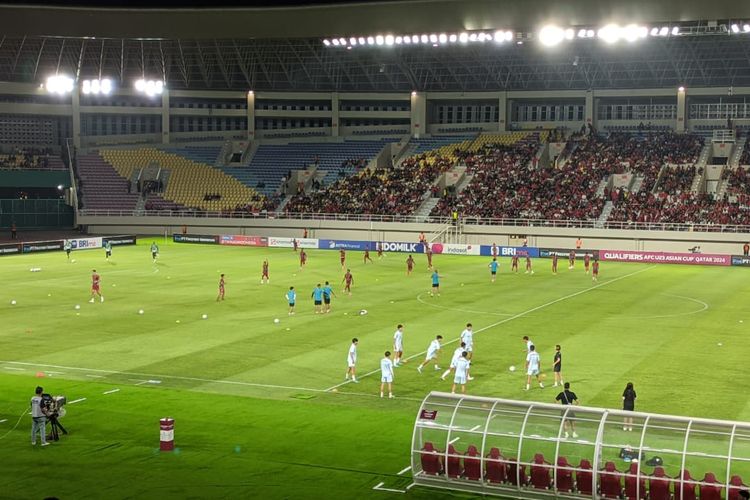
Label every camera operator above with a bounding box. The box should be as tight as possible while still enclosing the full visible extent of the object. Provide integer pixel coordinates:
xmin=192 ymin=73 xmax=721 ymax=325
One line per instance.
xmin=31 ymin=386 xmax=49 ymax=447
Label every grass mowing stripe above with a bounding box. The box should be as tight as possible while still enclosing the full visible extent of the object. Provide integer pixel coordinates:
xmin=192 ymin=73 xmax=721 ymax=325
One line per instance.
xmin=325 ymin=265 xmax=655 ymax=391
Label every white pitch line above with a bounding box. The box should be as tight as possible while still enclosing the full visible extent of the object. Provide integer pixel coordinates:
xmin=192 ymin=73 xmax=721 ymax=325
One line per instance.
xmin=45 ymin=371 xmax=65 ymax=375
xmin=397 ymin=466 xmax=411 ymax=475
xmin=325 ymin=265 xmax=655 ymax=391
xmin=0 ymin=419 xmax=7 ymax=424
xmin=3 ymin=367 xmax=23 ymax=371
xmin=103 ymin=389 xmax=120 ymax=395
xmin=372 ymin=484 xmax=406 ymax=494
xmin=69 ymin=398 xmax=86 ymax=404
xmin=448 ymin=437 xmax=460 ymax=444
xmin=85 ymin=374 xmax=104 ymax=378
xmin=373 ymin=482 xmax=384 ymax=489
xmin=5 ymin=361 xmax=328 ymax=394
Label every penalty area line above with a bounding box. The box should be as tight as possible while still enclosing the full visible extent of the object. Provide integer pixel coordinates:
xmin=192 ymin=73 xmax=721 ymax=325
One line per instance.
xmin=325 ymin=265 xmax=655 ymax=392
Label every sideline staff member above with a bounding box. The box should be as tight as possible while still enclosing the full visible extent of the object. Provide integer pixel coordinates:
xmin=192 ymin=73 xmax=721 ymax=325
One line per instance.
xmin=31 ymin=386 xmax=49 ymax=447
xmin=555 ymin=382 xmax=579 ymax=439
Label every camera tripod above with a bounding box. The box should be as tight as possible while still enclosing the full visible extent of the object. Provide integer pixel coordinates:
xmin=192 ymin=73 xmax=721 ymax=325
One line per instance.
xmin=47 ymin=415 xmax=67 ymax=441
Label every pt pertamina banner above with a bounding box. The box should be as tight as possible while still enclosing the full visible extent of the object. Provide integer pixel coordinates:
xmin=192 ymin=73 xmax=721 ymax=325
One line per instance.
xmin=539 ymin=248 xmax=599 ymax=260
xmin=0 ymin=242 xmax=21 ymax=255
xmin=599 ymin=250 xmax=731 ymax=266
xmin=731 ymin=255 xmax=750 ymax=267
xmin=22 ymin=240 xmax=64 ymax=253
xmin=173 ymin=234 xmax=219 ymax=244
xmin=102 ymin=235 xmax=137 ymax=246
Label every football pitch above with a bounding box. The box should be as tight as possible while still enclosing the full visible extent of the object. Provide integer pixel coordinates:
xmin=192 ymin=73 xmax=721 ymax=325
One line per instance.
xmin=1 ymin=239 xmax=749 ymax=499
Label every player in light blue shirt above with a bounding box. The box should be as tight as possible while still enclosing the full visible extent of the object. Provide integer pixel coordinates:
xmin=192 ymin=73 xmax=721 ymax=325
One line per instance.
xmin=312 ymin=284 xmax=324 ymax=314
xmin=104 ymin=240 xmax=112 ymax=261
xmin=286 ymin=286 xmax=296 ymax=315
xmin=489 ymin=258 xmax=499 ymax=282
xmin=322 ymin=281 xmax=335 ymax=313
xmin=429 ymin=270 xmax=441 ymax=297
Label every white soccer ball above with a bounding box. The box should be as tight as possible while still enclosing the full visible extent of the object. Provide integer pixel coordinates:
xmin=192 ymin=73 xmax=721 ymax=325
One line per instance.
xmin=202 ymin=314 xmax=208 ymax=320
xmin=71 ymin=259 xmax=76 ymax=263
xmin=274 ymin=318 xmax=280 ymax=324
xmin=10 ymin=300 xmax=16 ymax=305
xmin=509 ymin=365 xmax=516 ymax=372
xmin=74 ymin=304 xmax=80 ymax=310
xmin=359 ymin=309 xmax=368 ymax=316
xmin=138 ymin=309 xmax=144 ymax=315
xmin=717 ymin=342 xmax=723 ymax=347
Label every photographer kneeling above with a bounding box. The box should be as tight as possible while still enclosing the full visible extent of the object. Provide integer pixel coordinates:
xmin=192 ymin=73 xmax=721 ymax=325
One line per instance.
xmin=30 ymin=386 xmax=49 ymax=447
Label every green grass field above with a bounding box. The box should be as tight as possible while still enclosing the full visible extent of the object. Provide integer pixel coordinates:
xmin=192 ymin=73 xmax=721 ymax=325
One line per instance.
xmin=1 ymin=239 xmax=749 ymax=499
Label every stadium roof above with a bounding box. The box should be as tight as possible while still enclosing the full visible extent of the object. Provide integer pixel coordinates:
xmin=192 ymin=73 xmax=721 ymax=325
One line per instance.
xmin=1 ymin=0 xmax=750 ymax=92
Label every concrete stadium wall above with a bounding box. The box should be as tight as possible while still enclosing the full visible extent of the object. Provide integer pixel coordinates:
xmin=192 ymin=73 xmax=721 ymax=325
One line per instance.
xmin=80 ymin=215 xmax=750 ymax=255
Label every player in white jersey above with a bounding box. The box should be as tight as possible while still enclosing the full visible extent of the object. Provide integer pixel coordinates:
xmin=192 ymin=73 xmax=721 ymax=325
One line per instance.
xmin=452 ymin=352 xmax=471 ymax=394
xmin=380 ymin=351 xmax=394 ymax=398
xmin=417 ymin=335 xmax=443 ymax=373
xmin=523 ymin=335 xmax=534 ymax=352
xmin=440 ymin=342 xmax=466 ymax=380
xmin=459 ymin=323 xmax=475 ymax=379
xmin=525 ymin=345 xmax=544 ymax=391
xmin=393 ymin=324 xmax=405 ymax=366
xmin=345 ymin=338 xmax=358 ymax=383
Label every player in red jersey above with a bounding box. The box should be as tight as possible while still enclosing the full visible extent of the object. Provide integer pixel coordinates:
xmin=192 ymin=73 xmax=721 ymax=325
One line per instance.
xmin=511 ymin=255 xmax=519 ymax=273
xmin=216 ymin=273 xmax=226 ymax=301
xmin=299 ymin=249 xmax=307 ymax=270
xmin=552 ymin=253 xmax=558 ymax=275
xmin=525 ymin=256 xmax=534 ymax=275
xmin=363 ymin=248 xmax=373 ymax=263
xmin=491 ymin=243 xmax=498 ymax=258
xmin=406 ymin=254 xmax=415 ymax=275
xmin=592 ymin=259 xmax=600 ymax=282
xmin=339 ymin=249 xmax=346 ymax=269
xmin=377 ymin=242 xmax=384 ymax=259
xmin=293 ymin=239 xmax=298 ymax=253
xmin=568 ymin=250 xmax=575 ymax=270
xmin=584 ymin=253 xmax=591 ymax=274
xmin=89 ymin=269 xmax=103 ymax=303
xmin=261 ymin=260 xmax=269 ymax=284
xmin=342 ymin=269 xmax=354 ymax=295
xmin=426 ymin=244 xmax=433 ymax=269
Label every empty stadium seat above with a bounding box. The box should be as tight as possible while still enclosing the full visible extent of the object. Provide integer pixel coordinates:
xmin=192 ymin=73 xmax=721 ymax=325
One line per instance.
xmin=555 ymin=456 xmax=574 ymax=492
xmin=446 ymin=444 xmax=462 ymax=478
xmin=599 ymin=461 xmax=623 ymax=498
xmin=729 ymin=474 xmax=749 ymax=500
xmin=675 ymin=469 xmax=697 ymax=500
xmin=649 ymin=466 xmax=672 ymax=500
xmin=700 ymin=472 xmax=723 ymax=500
xmin=530 ymin=453 xmax=552 ymax=489
xmin=624 ymin=462 xmax=647 ymax=499
xmin=419 ymin=442 xmax=443 ymax=476
xmin=506 ymin=458 xmax=528 ymax=486
xmin=463 ymin=445 xmax=481 ymax=481
xmin=485 ymin=448 xmax=506 ymax=484
xmin=577 ymin=459 xmax=593 ymax=495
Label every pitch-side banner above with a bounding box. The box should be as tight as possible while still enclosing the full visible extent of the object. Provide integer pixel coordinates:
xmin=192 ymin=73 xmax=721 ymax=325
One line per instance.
xmin=0 ymin=242 xmax=21 ymax=255
xmin=268 ymin=237 xmax=318 ymax=248
xmin=70 ymin=237 xmax=103 ymax=251
xmin=219 ymin=235 xmax=268 ymax=247
xmin=376 ymin=241 xmax=425 ymax=253
xmin=539 ymin=248 xmax=599 ymax=259
xmin=599 ymin=250 xmax=731 ymax=266
xmin=22 ymin=240 xmax=64 ymax=253
xmin=173 ymin=234 xmax=219 ymax=244
xmin=319 ymin=239 xmax=372 ymax=251
xmin=732 ymin=255 xmax=750 ymax=267
xmin=103 ymin=235 xmax=137 ymax=246
xmin=429 ymin=243 xmax=481 ymax=256
xmin=480 ymin=245 xmax=540 ymax=258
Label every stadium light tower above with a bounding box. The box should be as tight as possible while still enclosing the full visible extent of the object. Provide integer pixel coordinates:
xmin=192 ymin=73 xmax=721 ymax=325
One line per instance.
xmin=45 ymin=75 xmax=74 ymax=95
xmin=539 ymin=25 xmax=565 ymax=46
xmin=135 ymin=79 xmax=164 ymax=97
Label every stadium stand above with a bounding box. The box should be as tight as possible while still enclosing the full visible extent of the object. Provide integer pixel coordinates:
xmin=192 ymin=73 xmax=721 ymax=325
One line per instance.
xmin=76 ymin=153 xmax=139 ymax=211
xmin=100 ymin=148 xmax=269 ymax=211
xmin=0 ymin=147 xmax=65 ymax=170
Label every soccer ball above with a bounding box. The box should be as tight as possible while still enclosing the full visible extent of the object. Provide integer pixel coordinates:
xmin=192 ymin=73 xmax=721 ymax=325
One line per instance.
xmin=274 ymin=318 xmax=280 ymax=324
xmin=509 ymin=365 xmax=516 ymax=372
xmin=138 ymin=309 xmax=144 ymax=315
xmin=71 ymin=259 xmax=76 ymax=263
xmin=74 ymin=304 xmax=80 ymax=310
xmin=359 ymin=309 xmax=368 ymax=316
xmin=10 ymin=300 xmax=16 ymax=305
xmin=202 ymin=314 xmax=208 ymax=320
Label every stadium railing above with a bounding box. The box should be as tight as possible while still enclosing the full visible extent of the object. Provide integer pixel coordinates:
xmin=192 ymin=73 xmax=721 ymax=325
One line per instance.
xmin=76 ymin=209 xmax=750 ymax=233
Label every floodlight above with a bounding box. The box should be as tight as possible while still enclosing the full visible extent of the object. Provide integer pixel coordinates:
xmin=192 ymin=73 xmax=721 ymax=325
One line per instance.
xmin=468 ymin=33 xmax=478 ymax=42
xmin=505 ymin=31 xmax=514 ymax=41
xmin=494 ymin=31 xmax=504 ymax=42
xmin=539 ymin=25 xmax=565 ymax=46
xmin=449 ymin=34 xmax=457 ymax=42
xmin=598 ymin=24 xmax=621 ymax=44
xmin=411 ymin=91 xmax=417 ymax=96
xmin=349 ymin=37 xmax=357 ymax=46
xmin=578 ymin=29 xmax=587 ymax=38
xmin=438 ymin=33 xmax=447 ymax=43
xmin=678 ymin=86 xmax=685 ymax=92
xmin=671 ymin=26 xmax=679 ymax=35
xmin=420 ymin=34 xmax=428 ymax=43
xmin=744 ymin=25 xmax=750 ymax=32
xmin=459 ymin=32 xmax=469 ymax=43
xmin=338 ymin=38 xmax=347 ymax=45
xmin=46 ymin=75 xmax=74 ymax=95
xmin=367 ymin=36 xmax=375 ymax=45
xmin=586 ymin=29 xmax=595 ymax=37
xmin=57 ymin=184 xmax=64 ymax=191
xmin=429 ymin=34 xmax=438 ymax=43
xmin=135 ymin=79 xmax=146 ymax=91
xmin=323 ymin=39 xmax=331 ymax=46
xmin=659 ymin=26 xmax=669 ymax=36
xmin=81 ymin=80 xmax=91 ymax=95
xmin=135 ymin=79 xmax=164 ymax=96
xmin=384 ymin=35 xmax=394 ymax=45
xmin=376 ymin=35 xmax=384 ymax=45
xmin=564 ymin=28 xmax=575 ymax=40
xmin=100 ymin=79 xmax=112 ymax=94
xmin=358 ymin=37 xmax=365 ymax=45
xmin=331 ymin=39 xmax=340 ymax=46
xmin=732 ymin=24 xmax=740 ymax=33
xmin=412 ymin=35 xmax=419 ymax=43
xmin=395 ymin=36 xmax=403 ymax=44
xmin=403 ymin=36 xmax=411 ymax=44
xmin=650 ymin=27 xmax=659 ymax=36
xmin=622 ymin=24 xmax=641 ymax=42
